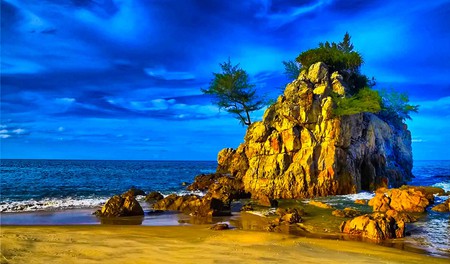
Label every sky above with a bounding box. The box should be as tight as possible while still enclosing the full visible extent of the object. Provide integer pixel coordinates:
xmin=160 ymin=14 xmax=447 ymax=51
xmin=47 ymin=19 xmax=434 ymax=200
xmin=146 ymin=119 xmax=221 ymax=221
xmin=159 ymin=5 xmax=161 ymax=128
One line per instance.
xmin=1 ymin=0 xmax=449 ymax=161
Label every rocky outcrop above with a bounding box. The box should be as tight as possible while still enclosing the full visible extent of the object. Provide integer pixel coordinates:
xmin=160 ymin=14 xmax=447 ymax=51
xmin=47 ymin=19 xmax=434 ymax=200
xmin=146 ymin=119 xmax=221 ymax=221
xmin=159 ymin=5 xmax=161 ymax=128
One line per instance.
xmin=216 ymin=62 xmax=413 ymax=199
xmin=431 ymin=198 xmax=450 ymax=212
xmin=95 ymin=192 xmax=144 ymax=217
xmin=187 ymin=173 xmax=224 ymax=191
xmin=368 ymin=186 xmax=444 ymax=213
xmin=340 ymin=212 xmax=405 ymax=241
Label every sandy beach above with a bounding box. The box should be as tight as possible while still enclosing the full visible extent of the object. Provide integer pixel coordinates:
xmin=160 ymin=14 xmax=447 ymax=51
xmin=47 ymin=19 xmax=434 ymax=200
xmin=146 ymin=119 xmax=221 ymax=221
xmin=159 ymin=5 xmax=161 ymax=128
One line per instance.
xmin=1 ymin=225 xmax=448 ymax=264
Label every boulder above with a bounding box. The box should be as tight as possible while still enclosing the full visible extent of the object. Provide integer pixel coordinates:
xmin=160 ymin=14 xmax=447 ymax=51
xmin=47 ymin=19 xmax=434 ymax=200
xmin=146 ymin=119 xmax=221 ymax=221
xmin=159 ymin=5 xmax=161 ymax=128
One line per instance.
xmin=95 ymin=194 xmax=144 ymax=217
xmin=145 ymin=191 xmax=164 ymax=202
xmin=340 ymin=212 xmax=405 ymax=241
xmin=431 ymin=198 xmax=450 ymax=212
xmin=258 ymin=195 xmax=279 ymax=207
xmin=368 ymin=186 xmax=443 ymax=213
xmin=216 ymin=62 xmax=413 ymax=199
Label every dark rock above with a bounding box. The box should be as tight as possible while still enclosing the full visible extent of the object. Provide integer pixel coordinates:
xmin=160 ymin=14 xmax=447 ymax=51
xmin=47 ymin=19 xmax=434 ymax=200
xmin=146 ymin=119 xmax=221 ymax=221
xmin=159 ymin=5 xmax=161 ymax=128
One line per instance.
xmin=240 ymin=203 xmax=254 ymax=211
xmin=122 ymin=187 xmax=146 ymax=197
xmin=210 ymin=223 xmax=229 ymax=230
xmin=145 ymin=191 xmax=164 ymax=202
xmin=187 ymin=173 xmax=224 ymax=191
xmin=96 ymin=194 xmax=144 ymax=217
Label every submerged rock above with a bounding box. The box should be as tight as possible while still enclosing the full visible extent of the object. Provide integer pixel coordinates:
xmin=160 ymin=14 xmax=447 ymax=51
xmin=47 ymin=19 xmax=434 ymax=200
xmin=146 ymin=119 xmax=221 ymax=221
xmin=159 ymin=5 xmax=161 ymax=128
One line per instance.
xmin=309 ymin=200 xmax=334 ymax=209
xmin=340 ymin=212 xmax=405 ymax=241
xmin=122 ymin=187 xmax=146 ymax=197
xmin=216 ymin=62 xmax=413 ymax=199
xmin=332 ymin=208 xmax=362 ymax=218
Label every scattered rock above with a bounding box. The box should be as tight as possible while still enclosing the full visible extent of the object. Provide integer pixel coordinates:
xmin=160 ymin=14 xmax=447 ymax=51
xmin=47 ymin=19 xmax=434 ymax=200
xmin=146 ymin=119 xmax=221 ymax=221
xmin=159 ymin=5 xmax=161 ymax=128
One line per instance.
xmin=354 ymin=199 xmax=367 ymax=205
xmin=145 ymin=191 xmax=164 ymax=202
xmin=309 ymin=200 xmax=333 ymax=209
xmin=431 ymin=198 xmax=450 ymax=212
xmin=340 ymin=212 xmax=405 ymax=241
xmin=368 ymin=186 xmax=443 ymax=213
xmin=332 ymin=208 xmax=362 ymax=218
xmin=210 ymin=223 xmax=229 ymax=230
xmin=95 ymin=194 xmax=144 ymax=217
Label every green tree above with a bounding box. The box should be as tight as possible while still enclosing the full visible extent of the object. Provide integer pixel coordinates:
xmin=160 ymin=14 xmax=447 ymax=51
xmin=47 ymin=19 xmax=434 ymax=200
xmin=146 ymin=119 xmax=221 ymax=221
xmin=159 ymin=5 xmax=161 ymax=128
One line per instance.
xmin=202 ymin=59 xmax=266 ymax=126
xmin=378 ymin=88 xmax=419 ymax=128
xmin=282 ymin=60 xmax=301 ymax=80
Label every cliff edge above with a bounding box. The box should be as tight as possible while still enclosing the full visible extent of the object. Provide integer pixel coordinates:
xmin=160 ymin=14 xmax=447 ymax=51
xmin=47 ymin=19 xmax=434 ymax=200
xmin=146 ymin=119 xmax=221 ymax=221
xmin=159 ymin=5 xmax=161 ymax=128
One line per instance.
xmin=217 ymin=62 xmax=413 ymax=199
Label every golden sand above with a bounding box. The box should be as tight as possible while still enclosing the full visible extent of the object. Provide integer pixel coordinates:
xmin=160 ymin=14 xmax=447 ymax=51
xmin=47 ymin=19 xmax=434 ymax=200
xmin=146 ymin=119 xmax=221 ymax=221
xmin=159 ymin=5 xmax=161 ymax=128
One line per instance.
xmin=1 ymin=225 xmax=447 ymax=264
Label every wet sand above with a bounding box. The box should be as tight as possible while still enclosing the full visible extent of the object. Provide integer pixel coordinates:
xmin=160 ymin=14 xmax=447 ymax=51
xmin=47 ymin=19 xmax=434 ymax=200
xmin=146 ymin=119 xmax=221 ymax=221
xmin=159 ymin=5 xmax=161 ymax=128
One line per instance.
xmin=1 ymin=225 xmax=448 ymax=264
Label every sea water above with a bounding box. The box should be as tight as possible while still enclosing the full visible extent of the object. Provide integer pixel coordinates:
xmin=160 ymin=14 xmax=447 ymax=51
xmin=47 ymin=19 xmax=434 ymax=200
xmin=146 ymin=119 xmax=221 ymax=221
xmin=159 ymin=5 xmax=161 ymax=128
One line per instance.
xmin=0 ymin=159 xmax=216 ymax=212
xmin=1 ymin=159 xmax=449 ymax=256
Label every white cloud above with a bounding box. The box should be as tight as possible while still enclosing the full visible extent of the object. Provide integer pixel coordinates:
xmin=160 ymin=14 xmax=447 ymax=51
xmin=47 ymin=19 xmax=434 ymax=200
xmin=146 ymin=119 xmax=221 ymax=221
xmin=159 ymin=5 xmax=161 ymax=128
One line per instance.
xmin=0 ymin=134 xmax=11 ymax=139
xmin=12 ymin=128 xmax=26 ymax=134
xmin=144 ymin=68 xmax=195 ymax=80
xmin=0 ymin=129 xmax=8 ymax=134
xmin=58 ymin=127 xmax=65 ymax=132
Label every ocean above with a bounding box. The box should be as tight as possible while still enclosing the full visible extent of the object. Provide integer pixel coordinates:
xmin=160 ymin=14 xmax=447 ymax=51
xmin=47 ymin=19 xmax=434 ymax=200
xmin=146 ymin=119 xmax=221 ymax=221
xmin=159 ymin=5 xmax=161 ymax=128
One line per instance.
xmin=1 ymin=159 xmax=449 ymax=256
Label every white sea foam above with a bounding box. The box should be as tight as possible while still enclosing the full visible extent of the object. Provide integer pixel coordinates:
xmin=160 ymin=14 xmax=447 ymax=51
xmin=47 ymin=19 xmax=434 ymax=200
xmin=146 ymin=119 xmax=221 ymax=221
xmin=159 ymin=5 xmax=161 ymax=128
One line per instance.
xmin=339 ymin=192 xmax=375 ymax=201
xmin=433 ymin=181 xmax=450 ymax=193
xmin=0 ymin=197 xmax=107 ymax=213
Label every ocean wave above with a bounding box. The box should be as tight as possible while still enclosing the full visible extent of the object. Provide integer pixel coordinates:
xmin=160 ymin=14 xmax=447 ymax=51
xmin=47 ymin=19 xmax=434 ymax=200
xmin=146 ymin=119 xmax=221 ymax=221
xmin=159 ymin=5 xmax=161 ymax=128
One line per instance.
xmin=433 ymin=181 xmax=450 ymax=192
xmin=337 ymin=192 xmax=375 ymax=201
xmin=0 ymin=197 xmax=107 ymax=213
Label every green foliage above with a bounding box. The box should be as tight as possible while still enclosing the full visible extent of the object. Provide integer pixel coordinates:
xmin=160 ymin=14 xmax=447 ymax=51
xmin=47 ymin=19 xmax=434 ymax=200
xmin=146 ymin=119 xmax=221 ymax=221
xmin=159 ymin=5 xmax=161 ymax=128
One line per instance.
xmin=202 ymin=59 xmax=266 ymax=126
xmin=296 ymin=32 xmax=371 ymax=94
xmin=282 ymin=60 xmax=301 ymax=80
xmin=333 ymin=88 xmax=382 ymax=116
xmin=378 ymin=88 xmax=419 ymax=128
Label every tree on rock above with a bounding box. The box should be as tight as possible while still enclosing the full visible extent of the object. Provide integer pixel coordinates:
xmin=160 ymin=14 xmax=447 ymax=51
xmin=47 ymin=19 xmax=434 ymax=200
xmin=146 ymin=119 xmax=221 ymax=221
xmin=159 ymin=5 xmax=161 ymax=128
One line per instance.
xmin=202 ymin=59 xmax=266 ymax=126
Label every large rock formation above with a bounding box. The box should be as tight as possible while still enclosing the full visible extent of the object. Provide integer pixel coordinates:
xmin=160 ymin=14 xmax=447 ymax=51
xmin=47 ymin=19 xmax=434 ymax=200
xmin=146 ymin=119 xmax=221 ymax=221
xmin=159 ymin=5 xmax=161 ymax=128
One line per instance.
xmin=217 ymin=62 xmax=413 ymax=199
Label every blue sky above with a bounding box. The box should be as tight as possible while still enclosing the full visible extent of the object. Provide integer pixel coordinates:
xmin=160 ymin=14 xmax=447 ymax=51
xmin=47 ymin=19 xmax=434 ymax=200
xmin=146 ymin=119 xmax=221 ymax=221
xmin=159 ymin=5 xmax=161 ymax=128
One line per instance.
xmin=1 ymin=0 xmax=449 ymax=161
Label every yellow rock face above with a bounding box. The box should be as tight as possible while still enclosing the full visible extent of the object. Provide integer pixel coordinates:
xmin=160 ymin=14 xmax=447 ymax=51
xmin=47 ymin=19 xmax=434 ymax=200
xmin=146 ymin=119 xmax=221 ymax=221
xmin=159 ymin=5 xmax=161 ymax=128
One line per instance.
xmin=216 ymin=62 xmax=413 ymax=199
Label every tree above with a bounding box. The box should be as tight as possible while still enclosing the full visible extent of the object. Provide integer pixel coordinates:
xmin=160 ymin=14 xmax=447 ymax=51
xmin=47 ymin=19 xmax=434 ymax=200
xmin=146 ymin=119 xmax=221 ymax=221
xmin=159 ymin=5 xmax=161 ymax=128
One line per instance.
xmin=202 ymin=59 xmax=266 ymax=126
xmin=377 ymin=88 xmax=419 ymax=128
xmin=282 ymin=60 xmax=301 ymax=80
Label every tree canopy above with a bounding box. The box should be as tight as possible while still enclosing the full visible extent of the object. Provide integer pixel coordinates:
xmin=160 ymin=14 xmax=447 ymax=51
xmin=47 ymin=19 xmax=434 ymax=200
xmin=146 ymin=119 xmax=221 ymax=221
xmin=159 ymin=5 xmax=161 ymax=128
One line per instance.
xmin=296 ymin=32 xmax=371 ymax=95
xmin=202 ymin=59 xmax=266 ymax=126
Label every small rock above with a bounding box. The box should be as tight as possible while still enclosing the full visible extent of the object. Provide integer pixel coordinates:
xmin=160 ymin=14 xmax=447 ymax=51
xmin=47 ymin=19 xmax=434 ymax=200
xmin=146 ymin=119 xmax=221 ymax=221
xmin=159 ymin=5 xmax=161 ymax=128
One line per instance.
xmin=145 ymin=191 xmax=164 ymax=202
xmin=431 ymin=198 xmax=450 ymax=212
xmin=181 ymin=182 xmax=189 ymax=186
xmin=240 ymin=203 xmax=254 ymax=211
xmin=122 ymin=187 xmax=146 ymax=197
xmin=309 ymin=200 xmax=333 ymax=209
xmin=258 ymin=195 xmax=278 ymax=207
xmin=210 ymin=223 xmax=229 ymax=230
xmin=354 ymin=199 xmax=367 ymax=205
xmin=332 ymin=208 xmax=362 ymax=218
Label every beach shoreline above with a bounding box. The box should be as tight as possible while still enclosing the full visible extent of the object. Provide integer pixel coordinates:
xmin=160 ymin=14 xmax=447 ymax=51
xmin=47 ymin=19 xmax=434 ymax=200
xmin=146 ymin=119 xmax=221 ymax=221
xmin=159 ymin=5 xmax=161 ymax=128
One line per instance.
xmin=2 ymin=224 xmax=449 ymax=264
